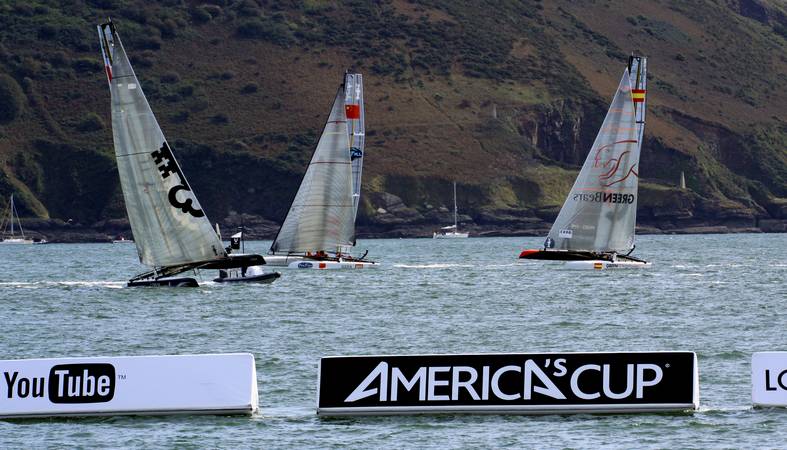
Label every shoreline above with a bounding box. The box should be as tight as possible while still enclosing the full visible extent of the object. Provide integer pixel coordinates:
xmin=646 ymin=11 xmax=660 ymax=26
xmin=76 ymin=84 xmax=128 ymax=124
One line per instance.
xmin=6 ymin=220 xmax=785 ymax=244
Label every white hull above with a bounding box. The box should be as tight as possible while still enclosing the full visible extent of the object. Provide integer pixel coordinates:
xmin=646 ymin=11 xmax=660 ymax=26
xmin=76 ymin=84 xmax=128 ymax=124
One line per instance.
xmin=433 ymin=232 xmax=469 ymax=239
xmin=0 ymin=239 xmax=34 ymax=245
xmin=564 ymin=260 xmax=652 ymax=270
xmin=290 ymin=260 xmax=379 ymax=270
xmin=265 ymin=255 xmax=378 ymax=269
xmin=264 ymin=255 xmax=305 ymax=267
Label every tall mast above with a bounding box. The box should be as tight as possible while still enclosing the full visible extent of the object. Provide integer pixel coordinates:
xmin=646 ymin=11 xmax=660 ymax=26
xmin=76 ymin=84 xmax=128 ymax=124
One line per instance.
xmin=453 ymin=181 xmax=458 ymax=230
xmin=9 ymin=194 xmax=13 ymax=235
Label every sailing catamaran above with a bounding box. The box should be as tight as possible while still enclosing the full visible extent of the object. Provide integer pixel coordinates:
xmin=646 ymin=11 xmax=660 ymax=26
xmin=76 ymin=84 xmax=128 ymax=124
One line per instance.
xmin=98 ymin=20 xmax=278 ymax=286
xmin=519 ymin=56 xmax=651 ymax=270
xmin=0 ymin=194 xmax=40 ymax=245
xmin=265 ymin=73 xmax=378 ymax=269
xmin=433 ymin=181 xmax=469 ymax=239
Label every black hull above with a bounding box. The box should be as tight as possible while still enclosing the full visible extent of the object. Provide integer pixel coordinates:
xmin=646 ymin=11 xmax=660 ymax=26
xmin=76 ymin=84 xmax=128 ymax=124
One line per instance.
xmin=127 ymin=277 xmax=199 ymax=288
xmin=213 ymin=272 xmax=281 ymax=284
xmin=519 ymin=249 xmax=647 ymax=263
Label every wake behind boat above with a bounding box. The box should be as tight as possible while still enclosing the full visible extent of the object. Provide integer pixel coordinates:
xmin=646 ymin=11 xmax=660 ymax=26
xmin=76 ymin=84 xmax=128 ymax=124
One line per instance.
xmin=519 ymin=56 xmax=651 ymax=270
xmin=266 ymin=73 xmax=378 ymax=270
xmin=98 ymin=21 xmax=276 ymax=286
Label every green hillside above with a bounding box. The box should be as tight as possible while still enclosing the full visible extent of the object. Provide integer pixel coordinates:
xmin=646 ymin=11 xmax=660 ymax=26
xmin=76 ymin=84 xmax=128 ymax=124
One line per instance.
xmin=0 ymin=0 xmax=785 ymax=239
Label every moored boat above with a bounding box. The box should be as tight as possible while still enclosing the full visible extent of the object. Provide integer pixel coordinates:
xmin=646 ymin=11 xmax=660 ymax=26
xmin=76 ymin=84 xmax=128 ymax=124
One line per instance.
xmin=1 ymin=194 xmax=37 ymax=245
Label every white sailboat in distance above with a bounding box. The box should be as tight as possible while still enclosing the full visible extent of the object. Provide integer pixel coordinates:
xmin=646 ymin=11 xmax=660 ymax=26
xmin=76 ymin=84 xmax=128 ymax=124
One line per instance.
xmin=433 ymin=181 xmax=468 ymax=238
xmin=98 ymin=20 xmax=279 ymax=286
xmin=519 ymin=55 xmax=651 ymax=269
xmin=265 ymin=73 xmax=378 ymax=269
xmin=0 ymin=194 xmax=41 ymax=244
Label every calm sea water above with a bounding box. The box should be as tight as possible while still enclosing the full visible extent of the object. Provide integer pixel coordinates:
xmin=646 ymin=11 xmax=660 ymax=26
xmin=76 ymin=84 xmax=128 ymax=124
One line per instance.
xmin=0 ymin=234 xmax=785 ymax=448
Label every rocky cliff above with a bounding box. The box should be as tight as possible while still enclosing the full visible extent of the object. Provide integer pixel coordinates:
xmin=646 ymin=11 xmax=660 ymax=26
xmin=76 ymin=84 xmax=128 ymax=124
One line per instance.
xmin=0 ymin=0 xmax=785 ymax=242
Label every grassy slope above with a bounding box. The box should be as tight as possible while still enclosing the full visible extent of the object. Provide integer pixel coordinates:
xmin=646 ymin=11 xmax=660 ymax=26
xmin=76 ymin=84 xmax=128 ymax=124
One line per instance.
xmin=0 ymin=0 xmax=784 ymax=227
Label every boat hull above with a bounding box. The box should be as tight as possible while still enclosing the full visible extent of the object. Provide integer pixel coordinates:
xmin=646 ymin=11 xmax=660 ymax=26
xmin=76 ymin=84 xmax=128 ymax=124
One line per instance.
xmin=433 ymin=232 xmax=469 ymax=239
xmin=564 ymin=260 xmax=652 ymax=270
xmin=266 ymin=255 xmax=379 ymax=269
xmin=213 ymin=272 xmax=281 ymax=283
xmin=264 ymin=255 xmax=306 ymax=267
xmin=127 ymin=277 xmax=199 ymax=287
xmin=0 ymin=239 xmax=35 ymax=245
xmin=290 ymin=260 xmax=378 ymax=270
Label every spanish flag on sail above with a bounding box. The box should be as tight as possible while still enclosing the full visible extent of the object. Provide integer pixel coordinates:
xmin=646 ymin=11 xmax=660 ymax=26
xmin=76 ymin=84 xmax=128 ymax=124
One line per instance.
xmin=632 ymin=89 xmax=646 ymax=103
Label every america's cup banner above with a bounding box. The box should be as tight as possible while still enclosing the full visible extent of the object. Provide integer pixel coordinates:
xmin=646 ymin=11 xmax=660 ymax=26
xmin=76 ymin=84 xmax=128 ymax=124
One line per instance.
xmin=0 ymin=353 xmax=258 ymax=418
xmin=317 ymin=352 xmax=699 ymax=415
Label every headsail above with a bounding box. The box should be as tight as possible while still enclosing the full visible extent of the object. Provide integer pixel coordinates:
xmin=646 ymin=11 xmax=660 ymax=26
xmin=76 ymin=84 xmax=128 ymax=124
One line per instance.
xmin=544 ymin=59 xmax=647 ymax=254
xmin=98 ymin=21 xmax=225 ymax=267
xmin=270 ymin=85 xmax=355 ymax=254
xmin=344 ymin=73 xmax=365 ymax=223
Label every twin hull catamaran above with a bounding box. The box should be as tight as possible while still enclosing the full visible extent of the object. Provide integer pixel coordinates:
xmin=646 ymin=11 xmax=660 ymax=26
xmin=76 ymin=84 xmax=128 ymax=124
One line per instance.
xmin=520 ymin=56 xmax=651 ymax=270
xmin=265 ymin=73 xmax=378 ymax=269
xmin=98 ymin=21 xmax=277 ymax=286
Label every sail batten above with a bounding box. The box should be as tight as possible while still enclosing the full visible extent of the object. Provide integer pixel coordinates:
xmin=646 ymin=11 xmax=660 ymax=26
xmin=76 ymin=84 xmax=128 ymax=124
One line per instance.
xmin=270 ymin=84 xmax=355 ymax=254
xmin=99 ymin=22 xmax=225 ymax=268
xmin=544 ymin=60 xmax=647 ymax=254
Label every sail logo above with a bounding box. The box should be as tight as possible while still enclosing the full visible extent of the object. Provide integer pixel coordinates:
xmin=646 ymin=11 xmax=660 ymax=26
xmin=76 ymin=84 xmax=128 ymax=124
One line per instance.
xmin=342 ymin=360 xmax=663 ymax=404
xmin=3 ymin=364 xmax=116 ymax=404
xmin=350 ymin=147 xmax=363 ymax=161
xmin=150 ymin=143 xmax=205 ymax=218
xmin=592 ymin=140 xmax=639 ymax=188
xmin=572 ymin=192 xmax=635 ymax=205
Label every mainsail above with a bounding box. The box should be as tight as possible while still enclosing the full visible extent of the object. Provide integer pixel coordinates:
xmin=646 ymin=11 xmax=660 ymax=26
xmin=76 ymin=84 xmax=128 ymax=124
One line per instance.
xmin=544 ymin=58 xmax=647 ymax=254
xmin=270 ymin=84 xmax=355 ymax=254
xmin=98 ymin=22 xmax=225 ymax=267
xmin=344 ymin=73 xmax=365 ymax=222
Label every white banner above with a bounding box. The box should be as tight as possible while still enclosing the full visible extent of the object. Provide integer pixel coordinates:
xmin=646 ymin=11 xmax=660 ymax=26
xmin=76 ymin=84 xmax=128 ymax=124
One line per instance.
xmin=752 ymin=352 xmax=787 ymax=407
xmin=0 ymin=353 xmax=258 ymax=418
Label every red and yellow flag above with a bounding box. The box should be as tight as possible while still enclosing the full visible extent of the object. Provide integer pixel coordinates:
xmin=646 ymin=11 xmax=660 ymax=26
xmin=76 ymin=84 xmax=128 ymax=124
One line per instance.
xmin=632 ymin=89 xmax=646 ymax=103
xmin=345 ymin=104 xmax=360 ymax=119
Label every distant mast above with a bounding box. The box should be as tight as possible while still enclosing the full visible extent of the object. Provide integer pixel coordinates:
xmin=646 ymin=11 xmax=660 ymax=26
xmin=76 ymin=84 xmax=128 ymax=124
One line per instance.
xmin=680 ymin=171 xmax=686 ymax=190
xmin=453 ymin=181 xmax=458 ymax=230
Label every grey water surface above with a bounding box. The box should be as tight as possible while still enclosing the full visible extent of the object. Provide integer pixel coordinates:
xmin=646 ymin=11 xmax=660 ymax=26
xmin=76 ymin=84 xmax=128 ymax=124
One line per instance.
xmin=0 ymin=234 xmax=785 ymax=448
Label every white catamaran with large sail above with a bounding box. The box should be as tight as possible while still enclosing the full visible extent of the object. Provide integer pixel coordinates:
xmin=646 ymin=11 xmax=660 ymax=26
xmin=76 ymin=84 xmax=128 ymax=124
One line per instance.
xmin=519 ymin=56 xmax=651 ymax=270
xmin=433 ymin=181 xmax=469 ymax=239
xmin=98 ymin=20 xmax=280 ymax=286
xmin=265 ymin=73 xmax=378 ymax=269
